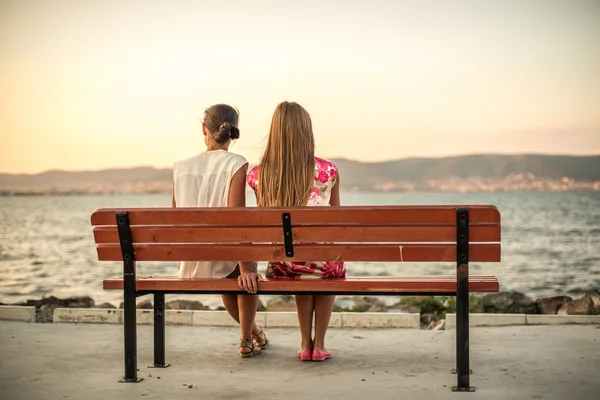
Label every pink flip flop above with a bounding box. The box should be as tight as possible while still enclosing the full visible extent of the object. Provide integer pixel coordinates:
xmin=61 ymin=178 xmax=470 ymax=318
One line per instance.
xmin=298 ymin=349 xmax=312 ymax=361
xmin=311 ymin=349 xmax=332 ymax=361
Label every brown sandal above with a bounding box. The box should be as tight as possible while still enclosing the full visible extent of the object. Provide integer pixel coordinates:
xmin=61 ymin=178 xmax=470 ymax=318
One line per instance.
xmin=239 ymin=338 xmax=261 ymax=358
xmin=252 ymin=330 xmax=269 ymax=349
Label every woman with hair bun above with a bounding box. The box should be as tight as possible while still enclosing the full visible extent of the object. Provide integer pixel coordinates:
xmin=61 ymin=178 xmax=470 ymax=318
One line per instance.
xmin=172 ymin=104 xmax=268 ymax=358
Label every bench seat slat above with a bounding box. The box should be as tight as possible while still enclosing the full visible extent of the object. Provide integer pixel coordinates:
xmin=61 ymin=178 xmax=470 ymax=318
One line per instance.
xmin=91 ymin=205 xmax=500 ymax=226
xmin=103 ymin=275 xmax=500 ymax=293
xmin=93 ymin=224 xmax=501 ymax=244
xmin=96 ymin=243 xmax=501 ymax=262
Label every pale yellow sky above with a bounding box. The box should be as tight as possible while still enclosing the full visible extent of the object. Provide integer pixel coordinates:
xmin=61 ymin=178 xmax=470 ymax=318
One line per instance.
xmin=1 ymin=0 xmax=599 ymax=174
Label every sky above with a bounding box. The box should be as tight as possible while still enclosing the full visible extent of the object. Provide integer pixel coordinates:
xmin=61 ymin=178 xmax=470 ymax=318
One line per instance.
xmin=0 ymin=0 xmax=599 ymax=174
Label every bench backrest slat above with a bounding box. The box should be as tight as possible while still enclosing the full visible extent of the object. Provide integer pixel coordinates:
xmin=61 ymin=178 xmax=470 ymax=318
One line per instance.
xmin=95 ymin=243 xmax=500 ymax=262
xmin=93 ymin=224 xmax=500 ymax=244
xmin=90 ymin=205 xmax=500 ymax=226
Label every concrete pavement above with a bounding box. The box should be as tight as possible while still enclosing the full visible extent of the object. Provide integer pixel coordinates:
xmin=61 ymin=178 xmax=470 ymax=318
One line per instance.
xmin=1 ymin=321 xmax=599 ymax=400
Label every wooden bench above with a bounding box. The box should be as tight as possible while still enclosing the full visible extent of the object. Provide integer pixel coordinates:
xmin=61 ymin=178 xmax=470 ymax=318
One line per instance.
xmin=91 ymin=205 xmax=501 ymax=391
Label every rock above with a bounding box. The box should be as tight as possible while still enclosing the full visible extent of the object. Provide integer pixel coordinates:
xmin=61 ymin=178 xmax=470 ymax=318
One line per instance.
xmin=558 ymin=295 xmax=595 ymax=315
xmin=38 ymin=304 xmax=59 ymax=323
xmin=535 ymin=296 xmax=572 ymax=315
xmin=58 ymin=296 xmax=95 ymax=309
xmin=584 ymin=290 xmax=600 ymax=313
xmin=119 ymin=300 xmax=153 ymax=309
xmin=137 ymin=300 xmax=153 ymax=309
xmin=352 ymin=297 xmax=387 ymax=312
xmin=94 ymin=302 xmax=117 ymax=309
xmin=482 ymin=291 xmax=537 ymax=314
xmin=421 ymin=313 xmax=439 ymax=328
xmin=433 ymin=320 xmax=446 ymax=330
xmin=166 ymin=300 xmax=208 ymax=311
xmin=427 ymin=320 xmax=445 ymax=330
xmin=266 ymin=295 xmax=296 ymax=311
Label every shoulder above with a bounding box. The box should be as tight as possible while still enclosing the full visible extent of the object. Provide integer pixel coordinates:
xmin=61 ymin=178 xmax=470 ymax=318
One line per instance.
xmin=314 ymin=156 xmax=337 ymax=171
xmin=246 ymin=165 xmax=259 ymax=189
xmin=221 ymin=152 xmax=248 ymax=180
xmin=246 ymin=164 xmax=261 ymax=191
xmin=314 ymin=156 xmax=338 ymax=185
xmin=227 ymin=151 xmax=248 ymax=164
xmin=226 ymin=152 xmax=248 ymax=174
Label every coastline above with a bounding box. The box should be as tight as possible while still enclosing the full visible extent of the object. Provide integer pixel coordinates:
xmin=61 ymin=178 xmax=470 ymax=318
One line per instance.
xmin=2 ymin=290 xmax=598 ymax=329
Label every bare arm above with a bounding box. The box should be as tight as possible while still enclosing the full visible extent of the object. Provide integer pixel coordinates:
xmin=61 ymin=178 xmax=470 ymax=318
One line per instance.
xmin=171 ymin=182 xmax=176 ymax=207
xmin=228 ymin=164 xmax=261 ymax=293
xmin=227 ymin=164 xmax=248 ymax=208
xmin=329 ymin=169 xmax=341 ymax=206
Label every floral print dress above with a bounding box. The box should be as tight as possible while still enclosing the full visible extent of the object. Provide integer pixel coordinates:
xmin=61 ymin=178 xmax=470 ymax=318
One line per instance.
xmin=246 ymin=156 xmax=346 ymax=279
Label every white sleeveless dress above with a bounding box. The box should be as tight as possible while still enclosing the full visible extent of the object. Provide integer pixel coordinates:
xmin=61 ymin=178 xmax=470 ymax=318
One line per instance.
xmin=173 ymin=149 xmax=248 ymax=278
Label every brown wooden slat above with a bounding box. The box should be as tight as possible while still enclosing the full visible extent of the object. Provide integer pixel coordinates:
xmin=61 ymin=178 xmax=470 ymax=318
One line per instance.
xmin=96 ymin=243 xmax=501 ymax=262
xmin=93 ymin=224 xmax=501 ymax=244
xmin=103 ymin=275 xmax=500 ymax=293
xmin=91 ymin=205 xmax=500 ymax=226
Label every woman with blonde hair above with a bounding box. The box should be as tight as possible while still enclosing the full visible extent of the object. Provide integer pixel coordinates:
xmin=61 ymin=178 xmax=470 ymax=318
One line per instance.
xmin=247 ymin=101 xmax=345 ymax=361
xmin=173 ymin=104 xmax=268 ymax=358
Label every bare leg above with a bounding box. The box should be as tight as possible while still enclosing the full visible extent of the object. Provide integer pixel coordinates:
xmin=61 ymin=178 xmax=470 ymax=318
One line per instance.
xmin=238 ymin=294 xmax=259 ymax=338
xmin=221 ymin=294 xmax=262 ymax=336
xmin=222 ymin=294 xmax=262 ymax=346
xmin=222 ymin=294 xmax=240 ymax=322
xmin=227 ymin=294 xmax=262 ymax=357
xmin=295 ymin=295 xmax=315 ymax=350
xmin=313 ymin=295 xmax=335 ymax=350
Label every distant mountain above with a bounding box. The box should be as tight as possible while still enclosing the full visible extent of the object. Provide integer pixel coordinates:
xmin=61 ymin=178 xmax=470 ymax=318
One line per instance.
xmin=0 ymin=166 xmax=171 ymax=187
xmin=0 ymin=167 xmax=172 ymax=193
xmin=1 ymin=154 xmax=598 ymax=194
xmin=332 ymin=154 xmax=600 ymax=191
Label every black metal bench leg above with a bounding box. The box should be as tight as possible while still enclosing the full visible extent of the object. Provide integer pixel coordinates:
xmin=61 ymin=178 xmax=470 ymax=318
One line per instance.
xmin=452 ymin=207 xmax=474 ymax=392
xmin=120 ymin=271 xmax=142 ymax=382
xmin=452 ymin=271 xmax=474 ymax=391
xmin=149 ymin=293 xmax=170 ymax=368
xmin=116 ymin=211 xmax=142 ymax=383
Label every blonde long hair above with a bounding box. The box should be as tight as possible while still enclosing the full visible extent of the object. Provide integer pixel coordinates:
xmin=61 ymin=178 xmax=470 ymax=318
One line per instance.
xmin=257 ymin=102 xmax=315 ymax=207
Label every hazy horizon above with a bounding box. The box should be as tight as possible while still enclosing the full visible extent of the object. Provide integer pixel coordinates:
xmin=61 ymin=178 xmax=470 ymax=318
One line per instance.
xmin=1 ymin=151 xmax=599 ymax=176
xmin=1 ymin=0 xmax=599 ymax=174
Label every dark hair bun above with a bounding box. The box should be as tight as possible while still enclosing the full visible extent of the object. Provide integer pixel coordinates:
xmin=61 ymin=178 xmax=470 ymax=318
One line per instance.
xmin=218 ymin=122 xmax=239 ymax=140
xmin=229 ymin=126 xmax=240 ymax=139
